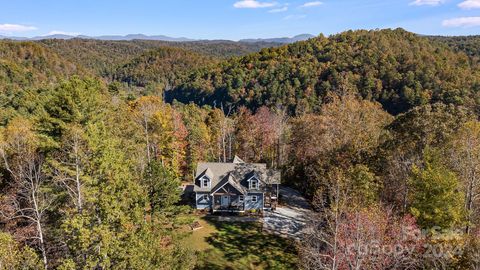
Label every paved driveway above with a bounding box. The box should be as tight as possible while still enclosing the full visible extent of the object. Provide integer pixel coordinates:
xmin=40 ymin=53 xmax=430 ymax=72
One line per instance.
xmin=263 ymin=186 xmax=313 ymax=240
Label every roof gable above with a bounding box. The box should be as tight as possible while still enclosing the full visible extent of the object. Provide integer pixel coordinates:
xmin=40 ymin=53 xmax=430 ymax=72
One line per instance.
xmin=212 ymin=173 xmax=246 ymax=195
xmin=233 ymin=155 xmax=245 ymax=164
xmin=198 ymin=168 xmax=213 ymax=180
xmin=245 ymin=170 xmax=263 ymax=183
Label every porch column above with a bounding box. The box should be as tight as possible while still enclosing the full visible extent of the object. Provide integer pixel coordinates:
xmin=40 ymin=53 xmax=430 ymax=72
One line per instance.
xmin=211 ymin=194 xmax=214 ymax=211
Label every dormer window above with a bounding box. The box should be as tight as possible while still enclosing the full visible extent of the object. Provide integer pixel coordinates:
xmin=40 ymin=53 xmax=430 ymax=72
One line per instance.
xmin=249 ymin=178 xmax=258 ymax=189
xmin=201 ymin=176 xmax=211 ymax=188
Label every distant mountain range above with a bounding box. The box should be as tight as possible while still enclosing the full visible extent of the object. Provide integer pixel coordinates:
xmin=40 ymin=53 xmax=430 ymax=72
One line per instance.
xmin=0 ymin=34 xmax=194 ymax=42
xmin=239 ymin=34 xmax=315 ymax=44
xmin=0 ymin=33 xmax=315 ymax=43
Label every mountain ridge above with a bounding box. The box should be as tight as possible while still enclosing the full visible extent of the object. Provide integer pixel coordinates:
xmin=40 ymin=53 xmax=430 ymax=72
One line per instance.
xmin=0 ymin=33 xmax=315 ymax=43
xmin=167 ymin=28 xmax=480 ymax=115
xmin=239 ymin=34 xmax=315 ymax=43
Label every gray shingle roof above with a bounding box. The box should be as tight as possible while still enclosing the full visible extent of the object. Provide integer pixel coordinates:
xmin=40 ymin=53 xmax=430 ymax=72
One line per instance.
xmin=211 ymin=173 xmax=247 ymax=194
xmin=193 ymin=160 xmax=281 ymax=192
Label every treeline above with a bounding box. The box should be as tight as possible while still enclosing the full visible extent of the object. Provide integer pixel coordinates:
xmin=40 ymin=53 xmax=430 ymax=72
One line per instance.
xmin=33 ymin=39 xmax=282 ymax=98
xmin=0 ymin=41 xmax=87 ymax=93
xmin=113 ymin=47 xmax=217 ymax=90
xmin=430 ymin=35 xmax=480 ymax=60
xmin=169 ymin=28 xmax=480 ymax=115
xmin=38 ymin=39 xmax=280 ymax=78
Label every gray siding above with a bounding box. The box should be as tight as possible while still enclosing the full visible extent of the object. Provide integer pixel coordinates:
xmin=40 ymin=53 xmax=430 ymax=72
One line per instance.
xmin=229 ymin=195 xmax=243 ymax=207
xmin=195 ymin=192 xmax=211 ymax=209
xmin=245 ymin=193 xmax=263 ymax=210
xmin=213 ymin=194 xmax=244 ymax=208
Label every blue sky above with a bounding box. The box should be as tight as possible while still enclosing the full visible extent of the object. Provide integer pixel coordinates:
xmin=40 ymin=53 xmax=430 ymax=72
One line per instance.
xmin=1 ymin=0 xmax=480 ymax=40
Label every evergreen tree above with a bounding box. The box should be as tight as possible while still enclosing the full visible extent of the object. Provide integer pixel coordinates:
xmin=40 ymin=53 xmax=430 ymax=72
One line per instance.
xmin=409 ymin=150 xmax=465 ymax=230
xmin=143 ymin=160 xmax=181 ymax=216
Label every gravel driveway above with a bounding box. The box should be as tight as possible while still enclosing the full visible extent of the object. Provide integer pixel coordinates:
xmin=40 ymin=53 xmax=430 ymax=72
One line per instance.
xmin=263 ymin=186 xmax=313 ymax=240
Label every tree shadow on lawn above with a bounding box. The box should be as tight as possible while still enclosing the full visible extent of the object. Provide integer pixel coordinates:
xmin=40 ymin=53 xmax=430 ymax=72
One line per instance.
xmin=197 ymin=219 xmax=298 ymax=270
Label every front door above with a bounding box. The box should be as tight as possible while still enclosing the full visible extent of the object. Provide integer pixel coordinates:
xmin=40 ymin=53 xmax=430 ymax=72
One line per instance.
xmin=221 ymin=195 xmax=230 ymax=207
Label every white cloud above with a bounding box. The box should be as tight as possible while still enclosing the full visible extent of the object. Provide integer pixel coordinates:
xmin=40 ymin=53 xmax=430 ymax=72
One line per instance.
xmin=458 ymin=0 xmax=480 ymax=9
xmin=268 ymin=6 xmax=288 ymax=12
xmin=300 ymin=1 xmax=323 ymax=8
xmin=46 ymin=30 xmax=80 ymax=36
xmin=409 ymin=0 xmax=444 ymax=6
xmin=0 ymin=24 xmax=37 ymax=33
xmin=233 ymin=0 xmax=277 ymax=8
xmin=283 ymin=14 xmax=307 ymax=20
xmin=442 ymin=16 xmax=480 ymax=27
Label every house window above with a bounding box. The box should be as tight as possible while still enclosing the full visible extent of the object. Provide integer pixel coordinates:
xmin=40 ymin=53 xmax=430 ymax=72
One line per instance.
xmin=239 ymin=195 xmax=244 ymax=202
xmin=202 ymin=177 xmax=210 ymax=188
xmin=201 ymin=194 xmax=209 ymax=201
xmin=250 ymin=179 xmax=258 ymax=189
xmin=251 ymin=195 xmax=258 ymax=202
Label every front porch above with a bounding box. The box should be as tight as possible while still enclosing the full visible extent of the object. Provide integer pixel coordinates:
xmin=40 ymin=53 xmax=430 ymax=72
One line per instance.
xmin=212 ymin=194 xmax=245 ymax=212
xmin=211 ymin=192 xmax=277 ymax=212
xmin=208 ymin=180 xmax=280 ymax=212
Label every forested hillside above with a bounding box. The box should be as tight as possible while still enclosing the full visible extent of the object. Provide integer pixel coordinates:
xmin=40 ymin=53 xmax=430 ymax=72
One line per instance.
xmin=430 ymin=35 xmax=480 ymax=59
xmin=113 ymin=47 xmax=217 ymax=89
xmin=169 ymin=29 xmax=480 ymax=115
xmin=39 ymin=39 xmax=280 ymax=78
xmin=1 ymin=29 xmax=480 ymax=269
xmin=0 ymin=41 xmax=86 ymax=92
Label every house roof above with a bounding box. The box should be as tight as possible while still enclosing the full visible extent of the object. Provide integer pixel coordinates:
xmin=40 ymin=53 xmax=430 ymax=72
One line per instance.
xmin=233 ymin=155 xmax=245 ymax=164
xmin=200 ymin=167 xmax=214 ymax=180
xmin=211 ymin=173 xmax=247 ymax=194
xmin=193 ymin=159 xmax=281 ymax=192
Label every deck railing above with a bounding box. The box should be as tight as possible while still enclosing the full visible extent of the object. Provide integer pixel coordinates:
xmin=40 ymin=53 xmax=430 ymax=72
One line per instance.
xmin=213 ymin=204 xmax=245 ymax=211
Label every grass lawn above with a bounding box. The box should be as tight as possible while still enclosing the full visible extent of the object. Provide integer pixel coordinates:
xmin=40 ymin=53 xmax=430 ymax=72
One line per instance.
xmin=183 ymin=215 xmax=298 ymax=270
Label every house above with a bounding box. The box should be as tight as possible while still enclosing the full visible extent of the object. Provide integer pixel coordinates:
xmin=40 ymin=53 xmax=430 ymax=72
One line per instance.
xmin=193 ymin=156 xmax=280 ymax=212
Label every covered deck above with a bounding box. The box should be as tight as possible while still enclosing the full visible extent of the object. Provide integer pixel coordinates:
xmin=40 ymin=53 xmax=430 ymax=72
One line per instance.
xmin=212 ymin=194 xmax=245 ymax=212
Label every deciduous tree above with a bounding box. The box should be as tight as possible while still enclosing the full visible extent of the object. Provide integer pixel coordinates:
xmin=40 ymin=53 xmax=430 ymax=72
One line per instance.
xmin=0 ymin=117 xmax=53 ymax=269
xmin=448 ymin=121 xmax=480 ymax=234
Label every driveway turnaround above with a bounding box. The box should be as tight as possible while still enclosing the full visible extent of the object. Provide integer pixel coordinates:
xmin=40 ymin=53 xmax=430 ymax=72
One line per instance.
xmin=263 ymin=186 xmax=313 ymax=240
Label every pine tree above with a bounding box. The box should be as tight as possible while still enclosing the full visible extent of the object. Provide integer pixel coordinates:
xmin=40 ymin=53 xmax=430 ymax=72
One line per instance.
xmin=409 ymin=149 xmax=465 ymax=230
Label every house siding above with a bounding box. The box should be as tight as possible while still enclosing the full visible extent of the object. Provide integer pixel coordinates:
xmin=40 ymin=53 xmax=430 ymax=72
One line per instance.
xmin=195 ymin=192 xmax=265 ymax=211
xmin=213 ymin=194 xmax=244 ymax=211
xmin=244 ymin=193 xmax=263 ymax=210
xmin=195 ymin=192 xmax=211 ymax=209
xmin=213 ymin=194 xmax=242 ymax=205
xmin=229 ymin=195 xmax=243 ymax=207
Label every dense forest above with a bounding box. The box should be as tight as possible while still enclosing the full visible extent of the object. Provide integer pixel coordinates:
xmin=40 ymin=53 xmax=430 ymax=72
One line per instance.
xmin=169 ymin=29 xmax=480 ymax=115
xmin=430 ymin=35 xmax=480 ymax=60
xmin=38 ymin=39 xmax=280 ymax=78
xmin=113 ymin=47 xmax=217 ymax=90
xmin=1 ymin=28 xmax=480 ymax=269
xmin=0 ymin=41 xmax=87 ymax=91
